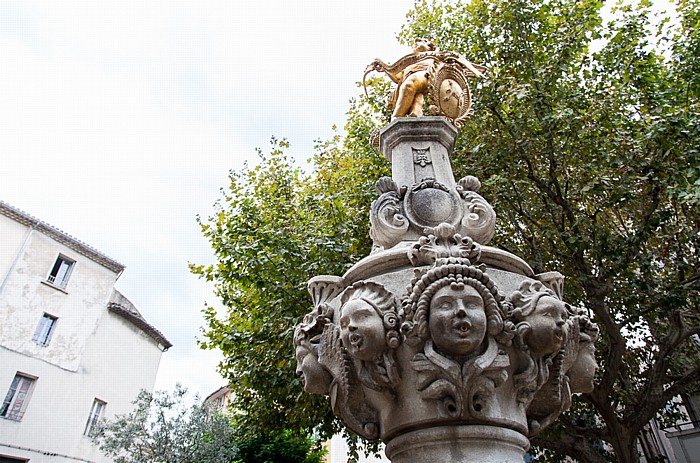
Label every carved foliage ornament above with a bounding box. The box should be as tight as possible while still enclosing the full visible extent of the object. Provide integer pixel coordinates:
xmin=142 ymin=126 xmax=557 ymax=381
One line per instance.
xmin=406 ymin=223 xmax=482 ymax=268
xmin=456 ymin=176 xmax=496 ymax=244
xmin=294 ymin=224 xmax=597 ymax=440
xmin=411 ymin=339 xmax=509 ymax=419
xmin=369 ymin=177 xmax=409 ymax=249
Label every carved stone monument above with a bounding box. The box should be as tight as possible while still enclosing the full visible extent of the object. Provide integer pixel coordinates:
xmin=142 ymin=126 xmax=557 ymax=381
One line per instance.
xmin=294 ymin=45 xmax=598 ymax=463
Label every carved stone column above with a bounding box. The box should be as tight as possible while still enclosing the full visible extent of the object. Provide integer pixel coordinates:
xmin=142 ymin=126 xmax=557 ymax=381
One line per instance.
xmin=371 ymin=117 xmax=496 ymax=251
xmin=380 ymin=116 xmax=459 ymax=189
xmin=294 ymin=118 xmax=598 ymax=463
xmin=385 ymin=425 xmax=530 ymax=463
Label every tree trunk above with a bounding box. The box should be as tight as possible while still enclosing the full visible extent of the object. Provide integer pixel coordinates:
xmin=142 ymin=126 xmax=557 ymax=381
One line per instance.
xmin=607 ymin=425 xmax=640 ymax=463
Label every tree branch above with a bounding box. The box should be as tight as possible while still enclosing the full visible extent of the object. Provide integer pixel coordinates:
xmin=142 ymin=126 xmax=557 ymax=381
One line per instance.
xmin=532 ymin=432 xmax=608 ymax=463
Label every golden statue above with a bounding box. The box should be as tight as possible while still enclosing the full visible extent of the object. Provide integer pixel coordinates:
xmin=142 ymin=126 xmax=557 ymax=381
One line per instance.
xmin=364 ymin=39 xmax=486 ymax=127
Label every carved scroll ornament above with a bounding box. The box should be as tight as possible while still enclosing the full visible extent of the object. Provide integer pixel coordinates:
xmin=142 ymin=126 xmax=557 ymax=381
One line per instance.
xmin=295 ymin=222 xmax=598 ymax=443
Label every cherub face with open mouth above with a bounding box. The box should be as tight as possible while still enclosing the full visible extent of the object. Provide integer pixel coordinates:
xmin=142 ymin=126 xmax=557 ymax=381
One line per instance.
xmin=340 ymin=299 xmax=386 ymax=361
xmin=429 ymin=282 xmax=487 ymax=358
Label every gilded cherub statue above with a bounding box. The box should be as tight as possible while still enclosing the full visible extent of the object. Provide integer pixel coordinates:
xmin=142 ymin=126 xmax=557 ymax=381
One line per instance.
xmin=364 ymin=39 xmax=486 ymax=127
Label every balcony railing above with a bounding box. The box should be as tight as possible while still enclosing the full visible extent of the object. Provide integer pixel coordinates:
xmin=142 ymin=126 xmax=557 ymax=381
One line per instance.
xmin=1 ymin=410 xmax=25 ymax=421
xmin=46 ymin=275 xmax=68 ymax=289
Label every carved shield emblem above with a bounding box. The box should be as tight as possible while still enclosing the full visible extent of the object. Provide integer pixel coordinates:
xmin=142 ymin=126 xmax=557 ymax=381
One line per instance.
xmin=428 ymin=62 xmax=473 ymax=128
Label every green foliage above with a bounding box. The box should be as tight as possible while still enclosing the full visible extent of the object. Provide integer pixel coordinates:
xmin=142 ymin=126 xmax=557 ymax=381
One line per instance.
xmin=192 ymin=90 xmax=390 ymax=443
xmin=92 ymin=385 xmax=237 ymax=463
xmin=94 ymin=385 xmax=325 ymax=463
xmin=400 ymin=0 xmax=700 ymax=461
xmin=196 ymin=1 xmax=700 ymax=462
xmin=235 ymin=430 xmax=325 ymax=463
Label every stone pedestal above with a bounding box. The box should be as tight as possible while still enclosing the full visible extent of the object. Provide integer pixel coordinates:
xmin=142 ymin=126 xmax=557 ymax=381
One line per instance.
xmin=385 ymin=425 xmax=530 ymax=463
xmin=370 ymin=117 xmax=496 ymax=250
xmin=294 ymin=118 xmax=599 ymax=462
xmin=380 ymin=117 xmax=459 ymax=189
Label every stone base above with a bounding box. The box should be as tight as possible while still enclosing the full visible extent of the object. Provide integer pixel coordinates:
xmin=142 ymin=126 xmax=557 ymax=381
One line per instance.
xmin=385 ymin=425 xmax=530 ymax=463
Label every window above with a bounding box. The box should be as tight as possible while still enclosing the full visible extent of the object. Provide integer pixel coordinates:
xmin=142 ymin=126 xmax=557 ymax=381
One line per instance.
xmin=0 ymin=374 xmax=35 ymax=421
xmin=47 ymin=255 xmax=75 ymax=289
xmin=32 ymin=313 xmax=58 ymax=346
xmin=84 ymin=399 xmax=106 ymax=436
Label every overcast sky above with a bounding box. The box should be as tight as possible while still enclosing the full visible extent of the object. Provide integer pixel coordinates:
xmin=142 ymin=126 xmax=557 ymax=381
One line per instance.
xmin=0 ymin=0 xmax=415 ymax=399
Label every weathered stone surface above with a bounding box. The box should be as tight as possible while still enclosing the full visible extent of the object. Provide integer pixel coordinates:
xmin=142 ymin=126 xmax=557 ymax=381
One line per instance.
xmin=385 ymin=425 xmax=530 ymax=463
xmin=293 ymin=118 xmax=598 ymax=462
xmin=379 ymin=117 xmax=458 ymax=184
xmin=371 ymin=118 xmax=496 ymax=251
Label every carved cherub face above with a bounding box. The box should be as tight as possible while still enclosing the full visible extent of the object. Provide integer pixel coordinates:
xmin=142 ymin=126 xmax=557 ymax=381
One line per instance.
xmin=568 ymin=337 xmax=598 ymax=393
xmin=429 ymin=283 xmax=487 ymax=358
xmin=340 ymin=299 xmax=386 ymax=361
xmin=294 ymin=341 xmax=332 ymax=394
xmin=524 ymin=296 xmax=568 ymax=355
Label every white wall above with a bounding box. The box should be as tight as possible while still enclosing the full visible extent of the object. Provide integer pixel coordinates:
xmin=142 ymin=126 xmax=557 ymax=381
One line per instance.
xmin=0 ymin=231 xmax=119 ymax=372
xmin=0 ymin=215 xmax=30 ymax=291
xmin=0 ymin=313 xmax=163 ymax=463
xmin=325 ymin=435 xmax=389 ymax=463
xmin=0 ymin=219 xmax=165 ymax=463
xmin=81 ymin=308 xmax=164 ymax=424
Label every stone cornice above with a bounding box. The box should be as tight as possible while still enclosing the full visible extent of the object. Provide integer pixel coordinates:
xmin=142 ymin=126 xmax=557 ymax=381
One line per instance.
xmin=108 ymin=302 xmax=172 ymax=350
xmin=0 ymin=201 xmax=124 ymax=273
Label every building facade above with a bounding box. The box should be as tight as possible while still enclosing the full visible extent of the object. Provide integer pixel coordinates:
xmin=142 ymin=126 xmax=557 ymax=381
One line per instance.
xmin=0 ymin=201 xmax=171 ymax=463
xmin=203 ymin=386 xmax=233 ymax=414
xmin=638 ymin=396 xmax=700 ymax=463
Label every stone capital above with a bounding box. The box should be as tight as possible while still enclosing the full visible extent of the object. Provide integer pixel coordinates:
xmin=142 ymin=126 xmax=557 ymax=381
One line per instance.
xmin=294 ymin=118 xmax=597 ymax=463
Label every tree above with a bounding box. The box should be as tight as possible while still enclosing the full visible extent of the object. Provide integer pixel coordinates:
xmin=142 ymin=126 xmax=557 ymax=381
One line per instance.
xmin=399 ymin=1 xmax=700 ymax=461
xmin=194 ymin=1 xmax=700 ymax=461
xmin=93 ymin=385 xmax=324 ymax=463
xmin=235 ymin=430 xmax=325 ymax=463
xmin=93 ymin=385 xmax=237 ymax=463
xmin=192 ymin=129 xmax=389 ymax=444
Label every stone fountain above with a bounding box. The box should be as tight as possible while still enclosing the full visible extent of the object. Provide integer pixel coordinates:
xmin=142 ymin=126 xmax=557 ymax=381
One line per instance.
xmin=293 ymin=41 xmax=599 ymax=463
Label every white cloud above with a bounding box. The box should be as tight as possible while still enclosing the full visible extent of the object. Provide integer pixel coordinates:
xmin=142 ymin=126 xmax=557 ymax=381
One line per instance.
xmin=0 ymin=0 xmax=414 ymax=399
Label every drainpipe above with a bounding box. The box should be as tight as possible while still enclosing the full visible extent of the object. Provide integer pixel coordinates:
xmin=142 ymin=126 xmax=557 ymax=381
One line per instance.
xmin=0 ymin=224 xmax=36 ymax=296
